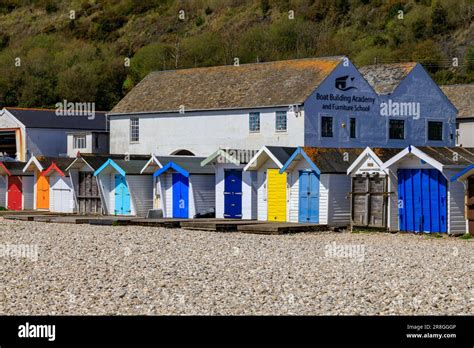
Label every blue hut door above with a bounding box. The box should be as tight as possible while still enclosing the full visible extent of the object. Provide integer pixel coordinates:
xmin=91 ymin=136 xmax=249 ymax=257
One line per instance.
xmin=172 ymin=173 xmax=189 ymax=218
xmin=398 ymin=169 xmax=447 ymax=233
xmin=114 ymin=174 xmax=131 ymax=215
xmin=298 ymin=171 xmax=319 ymax=223
xmin=224 ymin=169 xmax=243 ymax=219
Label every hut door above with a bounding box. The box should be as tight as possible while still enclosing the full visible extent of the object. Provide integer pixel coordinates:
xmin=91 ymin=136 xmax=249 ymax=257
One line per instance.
xmin=172 ymin=173 xmax=189 ymax=218
xmin=468 ymin=177 xmax=474 ymax=235
xmin=351 ymin=175 xmax=387 ymax=228
xmin=7 ymin=176 xmax=22 ymax=210
xmin=114 ymin=175 xmax=131 ymax=215
xmin=36 ymin=174 xmax=50 ymax=209
xmin=267 ymin=169 xmax=287 ymax=222
xmin=298 ymin=171 xmax=319 ymax=223
xmin=224 ymin=169 xmax=242 ymax=219
xmin=78 ymin=172 xmax=101 ymax=214
xmin=398 ymin=169 xmax=447 ymax=233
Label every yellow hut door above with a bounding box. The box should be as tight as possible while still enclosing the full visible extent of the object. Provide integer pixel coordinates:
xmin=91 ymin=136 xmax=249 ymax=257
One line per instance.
xmin=37 ymin=174 xmax=50 ymax=209
xmin=267 ymin=169 xmax=287 ymax=222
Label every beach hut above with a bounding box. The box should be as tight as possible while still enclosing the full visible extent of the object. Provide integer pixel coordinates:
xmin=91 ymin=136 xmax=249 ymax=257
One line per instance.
xmin=381 ymin=146 xmax=474 ymax=234
xmin=346 ymin=147 xmax=404 ymax=229
xmin=93 ymin=156 xmax=152 ymax=216
xmin=244 ymin=146 xmax=297 ymax=222
xmin=23 ymin=156 xmax=75 ymax=213
xmin=450 ymin=160 xmax=474 ymax=235
xmin=1 ymin=161 xmax=34 ymax=210
xmin=141 ymin=155 xmax=215 ymax=218
xmin=65 ymin=154 xmax=111 ymax=214
xmin=200 ymin=149 xmax=258 ymax=219
xmin=279 ymin=147 xmax=363 ymax=226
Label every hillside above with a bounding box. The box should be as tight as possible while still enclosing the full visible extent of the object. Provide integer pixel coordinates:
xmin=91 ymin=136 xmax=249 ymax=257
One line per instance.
xmin=0 ymin=0 xmax=473 ymax=111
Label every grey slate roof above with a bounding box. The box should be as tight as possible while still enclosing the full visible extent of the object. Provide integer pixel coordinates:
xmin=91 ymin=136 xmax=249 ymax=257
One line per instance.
xmin=78 ymin=154 xmax=149 ymax=170
xmin=5 ymin=108 xmax=107 ymax=130
xmin=32 ymin=156 xmax=75 ymax=171
xmin=440 ymin=84 xmax=474 ymax=118
xmin=157 ymin=156 xmax=214 ymax=174
xmin=110 ymin=57 xmax=344 ymax=114
xmin=2 ymin=161 xmax=32 ymax=176
xmin=112 ymin=159 xmax=150 ymax=175
xmin=266 ymin=146 xmax=298 ymax=165
xmin=359 ymin=63 xmax=417 ymax=95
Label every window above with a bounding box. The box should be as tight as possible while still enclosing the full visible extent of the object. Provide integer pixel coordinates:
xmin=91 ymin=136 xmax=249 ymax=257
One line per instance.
xmin=275 ymin=111 xmax=287 ymax=132
xmin=249 ymin=112 xmax=260 ymax=132
xmin=94 ymin=134 xmax=99 ymax=149
xmin=389 ymin=119 xmax=404 ymax=140
xmin=130 ymin=117 xmax=139 ymax=142
xmin=350 ymin=117 xmax=356 ymax=138
xmin=428 ymin=121 xmax=443 ymax=141
xmin=321 ymin=116 xmax=333 ymax=137
xmin=73 ymin=135 xmax=86 ymax=149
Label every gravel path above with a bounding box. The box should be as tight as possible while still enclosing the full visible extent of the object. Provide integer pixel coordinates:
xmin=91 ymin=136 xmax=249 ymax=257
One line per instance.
xmin=0 ymin=219 xmax=472 ymax=315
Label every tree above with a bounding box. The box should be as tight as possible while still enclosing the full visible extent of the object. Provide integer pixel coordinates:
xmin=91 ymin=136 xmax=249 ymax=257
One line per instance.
xmin=431 ymin=2 xmax=448 ymax=35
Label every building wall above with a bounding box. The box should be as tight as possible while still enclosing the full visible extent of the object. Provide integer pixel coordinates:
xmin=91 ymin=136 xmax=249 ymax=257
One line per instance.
xmin=304 ymin=62 xmax=456 ymax=148
xmin=26 ymin=128 xmax=70 ymax=158
xmin=189 ymin=174 xmax=215 ymax=217
xmin=445 ymin=169 xmax=466 ymax=235
xmin=109 ymin=107 xmax=304 ymax=156
xmin=457 ymin=120 xmax=474 ymax=147
xmin=127 ymin=174 xmax=153 ymax=217
xmin=327 ymin=174 xmax=351 ymax=226
xmin=23 ymin=176 xmax=34 ymax=210
xmin=67 ymin=133 xmax=110 ymax=157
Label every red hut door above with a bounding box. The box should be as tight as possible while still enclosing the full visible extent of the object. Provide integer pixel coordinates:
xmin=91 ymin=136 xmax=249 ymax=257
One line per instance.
xmin=8 ymin=176 xmax=22 ymax=210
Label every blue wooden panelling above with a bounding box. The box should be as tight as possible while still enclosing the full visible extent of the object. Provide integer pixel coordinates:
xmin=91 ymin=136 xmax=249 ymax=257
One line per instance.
xmin=114 ymin=174 xmax=130 ymax=215
xmin=224 ymin=169 xmax=242 ymax=219
xmin=298 ymin=171 xmax=319 ymax=223
xmin=398 ymin=169 xmax=447 ymax=233
xmin=172 ymin=173 xmax=189 ymax=218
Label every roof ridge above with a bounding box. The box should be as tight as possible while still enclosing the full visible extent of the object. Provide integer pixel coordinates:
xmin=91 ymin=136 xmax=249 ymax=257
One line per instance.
xmin=6 ymin=107 xmax=108 ymax=113
xmin=148 ymin=56 xmax=345 ymax=75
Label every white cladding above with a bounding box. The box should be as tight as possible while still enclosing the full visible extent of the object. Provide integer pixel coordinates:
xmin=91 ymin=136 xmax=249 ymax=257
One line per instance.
xmin=22 ymin=176 xmax=34 ymax=210
xmin=0 ymin=175 xmax=7 ymax=208
xmin=286 ymin=159 xmax=350 ymax=226
xmin=158 ymin=172 xmax=215 ymax=218
xmin=127 ymin=174 xmax=153 ymax=217
xmin=49 ymin=173 xmax=74 ymax=213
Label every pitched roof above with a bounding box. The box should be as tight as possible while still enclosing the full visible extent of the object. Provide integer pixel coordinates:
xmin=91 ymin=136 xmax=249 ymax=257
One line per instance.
xmin=302 ymin=147 xmax=365 ymax=173
xmin=110 ymin=57 xmax=344 ymax=114
xmin=201 ymin=148 xmax=259 ymax=166
xmin=440 ymin=84 xmax=474 ymax=118
xmin=156 ymin=156 xmax=214 ymax=174
xmin=3 ymin=161 xmax=32 ymax=176
xmin=359 ymin=63 xmax=417 ymax=95
xmin=416 ymin=146 xmax=474 ymax=166
xmin=4 ymin=108 xmax=108 ymax=130
xmin=77 ymin=153 xmax=149 ymax=170
xmin=266 ymin=146 xmax=298 ymax=166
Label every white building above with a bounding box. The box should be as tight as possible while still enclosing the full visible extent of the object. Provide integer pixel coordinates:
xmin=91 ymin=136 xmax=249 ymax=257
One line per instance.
xmin=107 ymin=57 xmax=457 ymax=157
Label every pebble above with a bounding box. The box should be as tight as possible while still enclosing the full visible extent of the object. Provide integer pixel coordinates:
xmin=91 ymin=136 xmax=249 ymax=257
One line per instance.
xmin=0 ymin=219 xmax=472 ymax=315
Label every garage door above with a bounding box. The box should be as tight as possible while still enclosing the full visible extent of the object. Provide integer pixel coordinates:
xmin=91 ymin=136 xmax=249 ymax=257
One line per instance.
xmin=50 ymin=174 xmax=74 ymax=213
xmin=397 ymin=169 xmax=447 ymax=233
